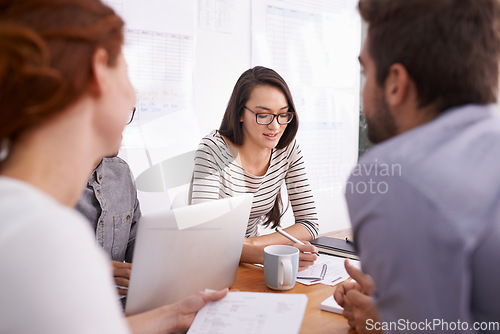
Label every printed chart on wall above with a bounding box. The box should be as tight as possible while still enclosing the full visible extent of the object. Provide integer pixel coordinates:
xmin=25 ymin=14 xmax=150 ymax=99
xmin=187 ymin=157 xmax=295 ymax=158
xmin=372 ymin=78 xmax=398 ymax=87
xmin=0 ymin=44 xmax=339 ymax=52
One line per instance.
xmin=104 ymin=0 xmax=198 ymax=174
xmin=252 ymin=0 xmax=361 ymax=229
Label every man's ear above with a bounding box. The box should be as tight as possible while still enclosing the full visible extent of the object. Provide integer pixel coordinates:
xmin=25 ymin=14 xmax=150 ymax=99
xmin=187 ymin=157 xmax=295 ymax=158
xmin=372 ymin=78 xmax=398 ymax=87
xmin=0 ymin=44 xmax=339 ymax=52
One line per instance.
xmin=384 ymin=63 xmax=411 ymax=108
xmin=88 ymin=48 xmax=109 ymax=96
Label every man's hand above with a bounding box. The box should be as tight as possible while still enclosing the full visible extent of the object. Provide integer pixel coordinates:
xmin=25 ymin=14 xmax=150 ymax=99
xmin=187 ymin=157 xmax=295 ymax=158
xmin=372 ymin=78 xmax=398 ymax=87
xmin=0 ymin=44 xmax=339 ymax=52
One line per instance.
xmin=334 ymin=280 xmax=362 ymax=308
xmin=334 ymin=259 xmax=381 ymax=333
xmin=112 ymin=261 xmax=131 ymax=296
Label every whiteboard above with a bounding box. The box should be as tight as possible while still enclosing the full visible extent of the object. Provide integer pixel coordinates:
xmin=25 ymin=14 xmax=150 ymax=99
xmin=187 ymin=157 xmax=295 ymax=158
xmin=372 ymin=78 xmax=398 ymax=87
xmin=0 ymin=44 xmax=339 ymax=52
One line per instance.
xmin=105 ymin=0 xmax=199 ymax=173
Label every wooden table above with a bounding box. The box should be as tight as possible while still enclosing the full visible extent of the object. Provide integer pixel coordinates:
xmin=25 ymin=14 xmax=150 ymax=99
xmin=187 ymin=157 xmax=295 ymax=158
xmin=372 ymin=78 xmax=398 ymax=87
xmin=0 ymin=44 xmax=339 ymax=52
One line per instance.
xmin=231 ymin=229 xmax=355 ymax=334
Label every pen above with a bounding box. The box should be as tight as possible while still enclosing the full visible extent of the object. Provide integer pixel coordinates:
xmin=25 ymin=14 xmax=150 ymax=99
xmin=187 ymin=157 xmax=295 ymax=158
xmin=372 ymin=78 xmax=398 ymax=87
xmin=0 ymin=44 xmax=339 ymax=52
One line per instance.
xmin=345 ymin=237 xmax=354 ymax=244
xmin=276 ymin=226 xmax=303 ymax=244
xmin=275 ymin=227 xmax=319 ymax=256
xmin=331 ymin=277 xmax=342 ymax=284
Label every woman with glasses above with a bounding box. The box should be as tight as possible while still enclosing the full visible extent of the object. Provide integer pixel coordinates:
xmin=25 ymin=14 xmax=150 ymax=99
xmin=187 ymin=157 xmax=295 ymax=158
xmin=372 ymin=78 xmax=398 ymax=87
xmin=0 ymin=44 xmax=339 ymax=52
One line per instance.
xmin=0 ymin=0 xmax=226 ymax=332
xmin=191 ymin=66 xmax=319 ymax=268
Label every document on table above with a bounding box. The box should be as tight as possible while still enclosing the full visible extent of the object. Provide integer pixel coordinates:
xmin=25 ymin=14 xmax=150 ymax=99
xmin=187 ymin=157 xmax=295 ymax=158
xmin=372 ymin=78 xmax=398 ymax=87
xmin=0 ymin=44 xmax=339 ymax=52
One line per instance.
xmin=187 ymin=292 xmax=307 ymax=334
xmin=297 ymin=254 xmax=361 ymax=286
xmin=297 ymin=263 xmax=327 ymax=280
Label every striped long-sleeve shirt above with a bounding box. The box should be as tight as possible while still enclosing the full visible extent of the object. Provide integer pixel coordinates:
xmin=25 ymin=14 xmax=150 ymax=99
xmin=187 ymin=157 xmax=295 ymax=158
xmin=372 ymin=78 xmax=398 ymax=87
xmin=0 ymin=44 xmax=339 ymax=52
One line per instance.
xmin=191 ymin=130 xmax=319 ymax=238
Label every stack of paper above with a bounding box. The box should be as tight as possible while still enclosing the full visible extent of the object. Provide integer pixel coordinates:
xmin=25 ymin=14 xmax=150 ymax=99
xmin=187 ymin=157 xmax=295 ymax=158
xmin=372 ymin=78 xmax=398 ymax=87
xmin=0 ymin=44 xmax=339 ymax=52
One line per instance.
xmin=320 ymin=295 xmax=344 ymax=314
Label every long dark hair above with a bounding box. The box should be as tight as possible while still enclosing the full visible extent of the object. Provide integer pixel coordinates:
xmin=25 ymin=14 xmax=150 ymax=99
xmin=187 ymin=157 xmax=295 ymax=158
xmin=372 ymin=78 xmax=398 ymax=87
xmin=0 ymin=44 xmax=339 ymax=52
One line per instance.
xmin=219 ymin=66 xmax=298 ymax=229
xmin=219 ymin=66 xmax=298 ymax=149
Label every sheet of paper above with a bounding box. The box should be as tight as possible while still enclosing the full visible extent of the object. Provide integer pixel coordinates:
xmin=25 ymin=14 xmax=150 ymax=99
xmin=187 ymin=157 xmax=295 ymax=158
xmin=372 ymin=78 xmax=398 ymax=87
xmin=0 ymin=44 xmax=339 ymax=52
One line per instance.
xmin=103 ymin=0 xmax=198 ymax=176
xmin=297 ymin=254 xmax=360 ymax=286
xmin=297 ymin=263 xmax=327 ymax=280
xmin=199 ymin=0 xmax=236 ymax=33
xmin=103 ymin=0 xmax=195 ymax=35
xmin=187 ymin=292 xmax=307 ymax=334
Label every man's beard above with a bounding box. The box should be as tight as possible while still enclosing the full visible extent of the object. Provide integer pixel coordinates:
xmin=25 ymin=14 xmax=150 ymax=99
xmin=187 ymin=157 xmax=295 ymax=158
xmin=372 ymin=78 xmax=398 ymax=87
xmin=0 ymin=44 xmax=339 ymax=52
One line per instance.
xmin=365 ymin=93 xmax=398 ymax=144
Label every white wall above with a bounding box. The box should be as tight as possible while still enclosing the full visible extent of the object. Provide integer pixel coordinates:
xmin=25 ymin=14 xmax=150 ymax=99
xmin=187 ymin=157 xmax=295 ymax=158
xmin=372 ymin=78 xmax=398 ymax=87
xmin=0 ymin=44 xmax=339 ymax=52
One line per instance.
xmin=194 ymin=1 xmax=252 ymax=136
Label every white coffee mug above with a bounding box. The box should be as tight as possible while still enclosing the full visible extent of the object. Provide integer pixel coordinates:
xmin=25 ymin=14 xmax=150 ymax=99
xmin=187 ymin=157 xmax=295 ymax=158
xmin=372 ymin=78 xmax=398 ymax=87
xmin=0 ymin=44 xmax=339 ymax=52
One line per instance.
xmin=263 ymin=245 xmax=299 ymax=290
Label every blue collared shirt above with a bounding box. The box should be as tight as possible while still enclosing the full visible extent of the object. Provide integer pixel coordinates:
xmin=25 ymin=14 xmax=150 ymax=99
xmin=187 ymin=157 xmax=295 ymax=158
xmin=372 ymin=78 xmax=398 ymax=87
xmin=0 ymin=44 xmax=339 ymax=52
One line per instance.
xmin=75 ymin=156 xmax=141 ymax=263
xmin=346 ymin=104 xmax=500 ymax=331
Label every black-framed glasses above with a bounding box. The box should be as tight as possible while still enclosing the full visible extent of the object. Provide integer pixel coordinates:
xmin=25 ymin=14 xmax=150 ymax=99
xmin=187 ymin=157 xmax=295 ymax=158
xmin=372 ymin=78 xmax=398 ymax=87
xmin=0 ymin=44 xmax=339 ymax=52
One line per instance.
xmin=244 ymin=106 xmax=294 ymax=125
xmin=127 ymin=107 xmax=136 ymax=125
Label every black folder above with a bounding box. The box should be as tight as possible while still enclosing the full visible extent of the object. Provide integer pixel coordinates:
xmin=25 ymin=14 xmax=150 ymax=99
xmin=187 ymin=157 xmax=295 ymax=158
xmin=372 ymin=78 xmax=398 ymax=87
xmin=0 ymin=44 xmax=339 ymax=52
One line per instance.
xmin=310 ymin=237 xmax=359 ymax=260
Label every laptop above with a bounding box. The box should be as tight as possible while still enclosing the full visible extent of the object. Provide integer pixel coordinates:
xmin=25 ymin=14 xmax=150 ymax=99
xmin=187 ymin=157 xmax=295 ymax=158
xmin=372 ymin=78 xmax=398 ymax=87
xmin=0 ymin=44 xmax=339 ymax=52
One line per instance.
xmin=125 ymin=193 xmax=253 ymax=316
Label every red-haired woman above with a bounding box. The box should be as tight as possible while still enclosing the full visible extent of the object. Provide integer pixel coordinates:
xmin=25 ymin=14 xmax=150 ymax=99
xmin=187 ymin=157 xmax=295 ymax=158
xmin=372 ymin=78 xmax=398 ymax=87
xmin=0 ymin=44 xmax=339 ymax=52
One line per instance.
xmin=0 ymin=0 xmax=226 ymax=332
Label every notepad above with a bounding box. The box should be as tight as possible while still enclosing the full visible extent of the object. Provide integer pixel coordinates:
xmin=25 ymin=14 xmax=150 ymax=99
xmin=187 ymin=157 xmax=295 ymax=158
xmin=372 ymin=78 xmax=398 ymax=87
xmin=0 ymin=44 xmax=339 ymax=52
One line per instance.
xmin=297 ymin=263 xmax=327 ymax=280
xmin=320 ymin=295 xmax=344 ymax=314
xmin=311 ymin=236 xmax=358 ymax=260
xmin=187 ymin=292 xmax=308 ymax=334
xmin=296 ymin=254 xmax=361 ymax=286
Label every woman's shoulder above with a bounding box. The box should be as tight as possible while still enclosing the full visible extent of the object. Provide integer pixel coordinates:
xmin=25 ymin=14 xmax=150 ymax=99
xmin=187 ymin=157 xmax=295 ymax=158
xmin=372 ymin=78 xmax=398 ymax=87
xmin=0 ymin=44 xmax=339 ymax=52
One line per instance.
xmin=275 ymin=138 xmax=301 ymax=158
xmin=199 ymin=130 xmax=229 ymax=152
xmin=200 ymin=130 xmax=223 ymax=145
xmin=198 ymin=130 xmax=229 ymax=156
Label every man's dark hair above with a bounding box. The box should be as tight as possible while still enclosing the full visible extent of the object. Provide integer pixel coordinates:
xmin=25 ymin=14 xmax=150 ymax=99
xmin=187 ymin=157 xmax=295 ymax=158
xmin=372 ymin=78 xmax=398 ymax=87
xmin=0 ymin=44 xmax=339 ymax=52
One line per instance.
xmin=359 ymin=0 xmax=500 ymax=112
